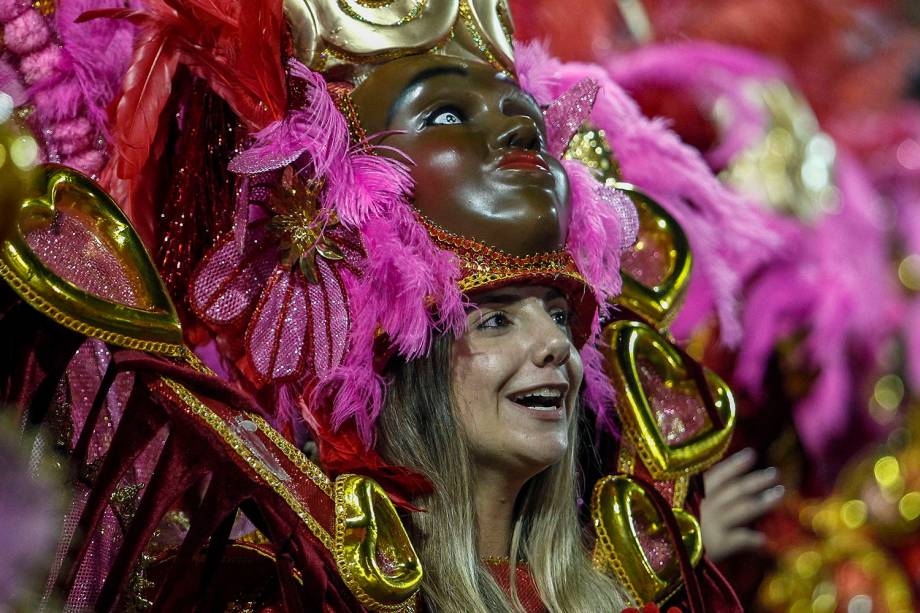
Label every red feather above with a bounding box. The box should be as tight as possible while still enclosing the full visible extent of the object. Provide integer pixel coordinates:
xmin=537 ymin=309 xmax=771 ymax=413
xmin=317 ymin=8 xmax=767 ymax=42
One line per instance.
xmin=176 ymin=0 xmax=286 ymax=128
xmin=82 ymin=0 xmax=286 ymax=239
xmin=111 ymin=26 xmax=179 ymax=179
xmin=236 ymin=0 xmax=286 ymax=122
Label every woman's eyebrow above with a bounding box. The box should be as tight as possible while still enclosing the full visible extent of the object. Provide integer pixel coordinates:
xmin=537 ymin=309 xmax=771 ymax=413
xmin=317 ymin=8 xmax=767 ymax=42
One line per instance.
xmin=387 ymin=65 xmax=468 ymax=127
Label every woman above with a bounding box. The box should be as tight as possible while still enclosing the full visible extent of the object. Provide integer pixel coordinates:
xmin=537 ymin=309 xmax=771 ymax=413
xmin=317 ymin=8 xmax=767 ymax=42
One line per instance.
xmin=341 ymin=53 xmax=627 ymax=611
xmin=379 ymin=286 xmax=627 ymax=612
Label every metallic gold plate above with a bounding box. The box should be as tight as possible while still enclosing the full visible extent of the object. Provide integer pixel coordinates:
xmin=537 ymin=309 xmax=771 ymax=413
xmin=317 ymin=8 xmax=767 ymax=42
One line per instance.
xmin=592 ymin=474 xmax=702 ymax=604
xmin=0 ymin=163 xmax=183 ymax=355
xmin=614 ymin=183 xmax=692 ymax=328
xmin=603 ymin=319 xmax=735 ymax=480
xmin=334 ymin=474 xmax=422 ymax=612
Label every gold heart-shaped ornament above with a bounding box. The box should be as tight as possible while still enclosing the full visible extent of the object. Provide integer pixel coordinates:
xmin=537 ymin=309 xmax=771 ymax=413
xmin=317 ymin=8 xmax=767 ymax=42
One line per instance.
xmin=604 ymin=319 xmax=735 ymax=480
xmin=334 ymin=474 xmax=422 ymax=612
xmin=614 ymin=183 xmax=692 ymax=328
xmin=592 ymin=474 xmax=702 ymax=604
xmin=561 ymin=125 xmax=692 ymax=327
xmin=0 ymin=163 xmax=183 ymax=355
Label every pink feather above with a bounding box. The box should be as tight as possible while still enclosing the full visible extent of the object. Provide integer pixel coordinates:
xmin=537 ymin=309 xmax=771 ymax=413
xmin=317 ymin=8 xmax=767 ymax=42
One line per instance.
xmin=564 ymin=159 xmax=637 ymax=302
xmin=515 ymin=43 xmax=782 ymax=346
xmin=229 ymin=60 xmax=348 ymax=176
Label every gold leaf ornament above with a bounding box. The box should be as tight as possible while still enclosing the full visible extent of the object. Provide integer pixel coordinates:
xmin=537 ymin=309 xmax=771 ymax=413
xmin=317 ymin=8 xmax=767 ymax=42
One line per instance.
xmin=592 ymin=474 xmax=702 ymax=604
xmin=334 ymin=474 xmax=422 ymax=612
xmin=603 ymin=319 xmax=736 ymax=480
xmin=0 ymin=163 xmax=183 ymax=355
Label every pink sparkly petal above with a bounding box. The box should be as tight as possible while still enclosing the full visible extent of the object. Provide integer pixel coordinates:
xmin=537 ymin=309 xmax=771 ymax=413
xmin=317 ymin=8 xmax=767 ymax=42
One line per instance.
xmin=245 ymin=266 xmax=309 ymax=383
xmin=544 ymin=78 xmax=599 ymax=157
xmin=189 ymin=226 xmax=277 ymax=326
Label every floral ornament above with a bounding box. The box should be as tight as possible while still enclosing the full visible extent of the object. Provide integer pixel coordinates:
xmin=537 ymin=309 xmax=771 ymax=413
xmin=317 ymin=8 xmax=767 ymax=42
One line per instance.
xmin=191 ymin=59 xmax=465 ymax=444
xmin=268 ymin=169 xmax=344 ymax=284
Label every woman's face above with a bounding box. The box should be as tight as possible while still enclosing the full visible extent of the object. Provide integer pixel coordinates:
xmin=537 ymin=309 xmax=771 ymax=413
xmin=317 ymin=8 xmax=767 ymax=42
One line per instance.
xmin=351 ymin=55 xmax=570 ymax=256
xmin=451 ymin=285 xmax=583 ymax=478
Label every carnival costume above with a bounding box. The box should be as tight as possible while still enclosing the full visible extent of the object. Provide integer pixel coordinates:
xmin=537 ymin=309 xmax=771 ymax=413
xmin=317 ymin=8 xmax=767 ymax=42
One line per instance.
xmin=0 ymin=0 xmax=748 ymax=611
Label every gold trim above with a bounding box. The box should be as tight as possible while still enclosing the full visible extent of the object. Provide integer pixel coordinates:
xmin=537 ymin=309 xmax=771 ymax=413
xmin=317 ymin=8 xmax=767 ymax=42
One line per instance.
xmin=591 ymin=474 xmax=702 ymax=605
xmin=0 ymin=258 xmax=184 ymax=356
xmin=613 ymin=184 xmax=693 ymax=328
xmin=672 ymin=476 xmax=689 ymax=510
xmin=0 ymin=165 xmax=184 ymax=355
xmin=604 ymin=320 xmax=736 ymax=480
xmin=157 ymin=378 xmax=335 ymax=552
xmin=616 ymin=443 xmax=637 ymax=475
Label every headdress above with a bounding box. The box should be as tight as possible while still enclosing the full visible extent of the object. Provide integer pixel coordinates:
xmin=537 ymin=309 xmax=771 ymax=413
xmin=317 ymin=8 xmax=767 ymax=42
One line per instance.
xmin=88 ymin=0 xmax=643 ymax=494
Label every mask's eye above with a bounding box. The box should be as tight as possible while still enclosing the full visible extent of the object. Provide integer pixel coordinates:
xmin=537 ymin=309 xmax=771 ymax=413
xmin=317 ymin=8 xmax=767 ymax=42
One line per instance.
xmin=425 ymin=106 xmax=465 ymax=126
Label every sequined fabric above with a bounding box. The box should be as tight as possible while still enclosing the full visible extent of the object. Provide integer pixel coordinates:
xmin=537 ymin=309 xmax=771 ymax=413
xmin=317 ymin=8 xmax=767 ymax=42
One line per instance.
xmin=157 ymin=85 xmax=241 ymax=301
xmin=620 ymin=215 xmax=673 ymax=288
xmin=483 ymin=559 xmax=548 ymax=613
xmin=545 ymin=78 xmax=601 ymax=157
xmin=633 ymin=512 xmax=674 ymax=575
xmin=638 ymin=359 xmax=710 ymax=446
xmin=421 ymin=215 xmax=596 ymax=345
xmin=34 ymin=340 xmax=168 ymax=612
xmin=25 ymin=210 xmax=143 ymax=308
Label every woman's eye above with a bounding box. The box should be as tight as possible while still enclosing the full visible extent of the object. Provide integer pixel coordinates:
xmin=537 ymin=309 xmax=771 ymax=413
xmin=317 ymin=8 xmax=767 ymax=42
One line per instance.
xmin=426 ymin=107 xmax=464 ymax=126
xmin=550 ymin=308 xmax=571 ymax=328
xmin=478 ymin=312 xmax=511 ymax=330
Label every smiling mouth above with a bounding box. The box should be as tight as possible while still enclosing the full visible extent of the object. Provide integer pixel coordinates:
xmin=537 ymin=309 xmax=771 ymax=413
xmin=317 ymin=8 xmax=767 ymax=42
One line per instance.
xmin=497 ymin=150 xmax=550 ymax=172
xmin=508 ymin=386 xmax=566 ymax=412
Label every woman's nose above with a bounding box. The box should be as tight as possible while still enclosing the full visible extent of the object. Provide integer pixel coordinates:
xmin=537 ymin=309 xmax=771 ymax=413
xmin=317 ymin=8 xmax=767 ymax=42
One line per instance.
xmin=530 ymin=314 xmax=572 ymax=368
xmin=493 ymin=114 xmax=542 ymax=151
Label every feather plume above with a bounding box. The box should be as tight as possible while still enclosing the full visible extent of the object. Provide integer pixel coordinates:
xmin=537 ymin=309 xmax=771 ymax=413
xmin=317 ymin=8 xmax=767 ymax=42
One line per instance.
xmin=564 ymin=159 xmax=637 ymax=301
xmin=109 ymin=25 xmax=179 ymax=179
xmin=515 ymin=43 xmax=782 ymax=345
xmin=606 ymin=42 xmax=789 ymax=169
xmin=228 ymin=62 xmax=348 ymax=176
xmin=580 ymin=316 xmax=618 ymax=434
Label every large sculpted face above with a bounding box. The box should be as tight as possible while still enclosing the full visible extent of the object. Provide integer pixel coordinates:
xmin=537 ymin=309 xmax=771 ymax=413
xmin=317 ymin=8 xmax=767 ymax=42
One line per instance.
xmin=352 ymin=55 xmax=570 ymax=256
xmin=450 ymin=285 xmax=583 ymax=477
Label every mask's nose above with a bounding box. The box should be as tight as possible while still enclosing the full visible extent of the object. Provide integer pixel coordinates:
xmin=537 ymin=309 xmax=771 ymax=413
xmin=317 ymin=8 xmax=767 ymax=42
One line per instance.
xmin=494 ymin=114 xmax=543 ymax=152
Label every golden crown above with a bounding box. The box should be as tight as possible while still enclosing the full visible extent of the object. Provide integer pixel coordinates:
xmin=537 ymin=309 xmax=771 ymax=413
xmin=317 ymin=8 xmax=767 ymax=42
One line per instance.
xmin=283 ymin=0 xmax=516 ymax=77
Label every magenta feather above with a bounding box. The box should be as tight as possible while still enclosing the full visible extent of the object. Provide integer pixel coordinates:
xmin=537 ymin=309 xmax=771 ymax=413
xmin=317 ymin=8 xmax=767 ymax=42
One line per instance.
xmin=229 ymin=60 xmax=348 ymax=176
xmin=563 ymin=159 xmax=637 ymax=301
xmin=734 ymin=152 xmax=903 ymax=459
xmin=580 ymin=315 xmax=618 ymax=434
xmin=54 ymin=0 xmax=137 ymax=135
xmin=606 ymin=42 xmax=789 ymax=169
xmin=216 ymin=61 xmax=465 ymax=443
xmin=515 ymin=42 xmax=782 ymax=346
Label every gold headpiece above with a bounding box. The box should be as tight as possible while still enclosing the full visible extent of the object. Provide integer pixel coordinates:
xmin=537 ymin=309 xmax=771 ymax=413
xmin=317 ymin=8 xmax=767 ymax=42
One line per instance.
xmin=283 ymin=0 xmax=515 ymax=77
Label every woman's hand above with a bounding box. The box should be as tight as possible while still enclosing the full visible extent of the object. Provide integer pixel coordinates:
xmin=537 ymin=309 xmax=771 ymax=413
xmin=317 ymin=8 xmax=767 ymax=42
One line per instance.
xmin=700 ymin=448 xmax=784 ymax=562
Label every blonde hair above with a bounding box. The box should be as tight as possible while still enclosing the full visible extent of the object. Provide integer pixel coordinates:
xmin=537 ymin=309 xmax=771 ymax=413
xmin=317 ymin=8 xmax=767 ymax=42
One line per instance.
xmin=378 ymin=336 xmax=627 ymax=612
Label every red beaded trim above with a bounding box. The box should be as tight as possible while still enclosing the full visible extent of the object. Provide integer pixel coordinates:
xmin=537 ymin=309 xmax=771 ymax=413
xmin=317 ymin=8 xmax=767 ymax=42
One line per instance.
xmin=419 ymin=216 xmax=586 ymax=293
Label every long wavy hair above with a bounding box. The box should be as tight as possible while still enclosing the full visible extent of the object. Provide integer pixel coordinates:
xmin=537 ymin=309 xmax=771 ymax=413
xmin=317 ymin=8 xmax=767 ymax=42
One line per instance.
xmin=377 ymin=335 xmax=627 ymax=612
